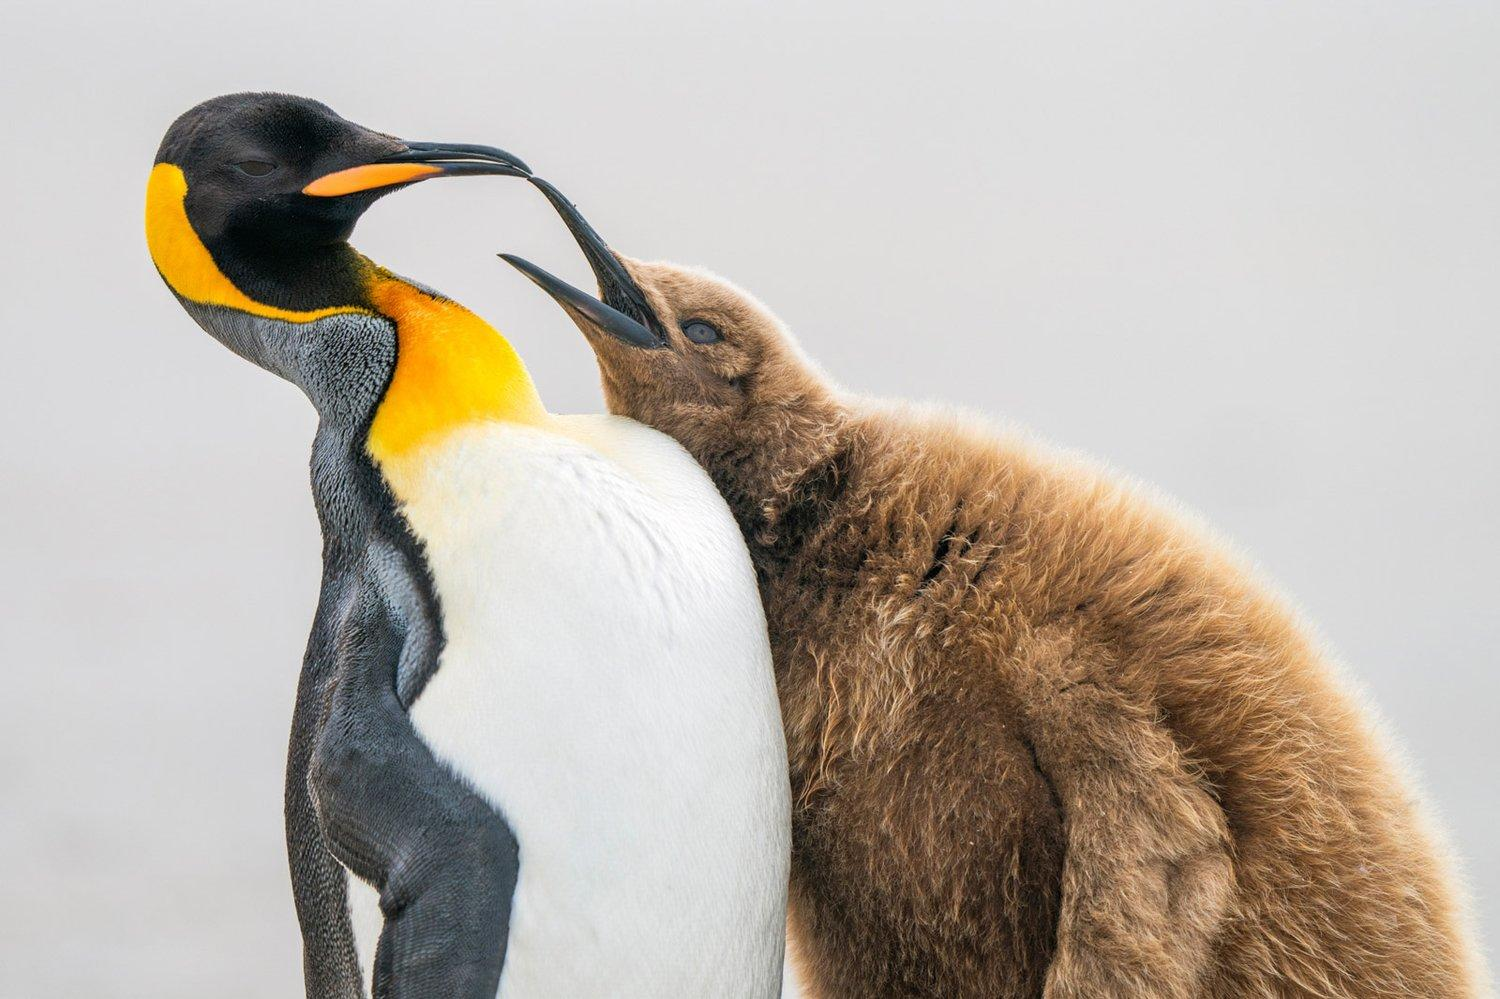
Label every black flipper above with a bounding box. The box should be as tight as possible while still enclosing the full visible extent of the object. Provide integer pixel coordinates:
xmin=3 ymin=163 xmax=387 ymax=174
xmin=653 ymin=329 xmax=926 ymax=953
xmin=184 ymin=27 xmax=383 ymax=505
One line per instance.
xmin=309 ymin=581 xmax=518 ymax=999
xmin=287 ymin=587 xmax=365 ymax=999
xmin=284 ymin=403 xmax=518 ymax=999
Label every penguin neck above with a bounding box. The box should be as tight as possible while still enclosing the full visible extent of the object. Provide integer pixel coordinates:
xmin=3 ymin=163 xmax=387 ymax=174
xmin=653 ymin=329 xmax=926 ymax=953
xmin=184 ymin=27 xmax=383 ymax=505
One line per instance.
xmin=362 ymin=268 xmax=548 ymax=498
xmin=146 ymin=164 xmax=548 ymax=491
xmin=707 ymin=398 xmax=853 ymax=568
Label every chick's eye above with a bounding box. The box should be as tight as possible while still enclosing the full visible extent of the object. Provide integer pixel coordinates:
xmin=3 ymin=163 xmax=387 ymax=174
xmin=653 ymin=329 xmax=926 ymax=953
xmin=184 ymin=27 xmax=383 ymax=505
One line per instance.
xmin=682 ymin=320 xmax=721 ymax=344
xmin=233 ymin=160 xmax=277 ymax=177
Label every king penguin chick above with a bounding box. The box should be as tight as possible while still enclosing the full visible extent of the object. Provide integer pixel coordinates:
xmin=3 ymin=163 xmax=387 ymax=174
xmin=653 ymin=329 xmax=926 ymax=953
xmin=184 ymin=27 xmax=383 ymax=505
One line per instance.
xmin=499 ymin=185 xmax=1490 ymax=999
xmin=147 ymin=94 xmax=790 ymax=999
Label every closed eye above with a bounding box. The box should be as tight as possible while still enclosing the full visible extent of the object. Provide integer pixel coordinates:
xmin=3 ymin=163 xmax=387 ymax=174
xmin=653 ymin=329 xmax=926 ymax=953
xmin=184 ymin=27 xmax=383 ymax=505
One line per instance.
xmin=233 ymin=160 xmax=277 ymax=177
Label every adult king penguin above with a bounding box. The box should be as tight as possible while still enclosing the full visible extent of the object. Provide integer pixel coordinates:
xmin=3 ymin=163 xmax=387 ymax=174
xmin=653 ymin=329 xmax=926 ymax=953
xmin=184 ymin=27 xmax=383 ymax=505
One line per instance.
xmin=146 ymin=93 xmax=790 ymax=999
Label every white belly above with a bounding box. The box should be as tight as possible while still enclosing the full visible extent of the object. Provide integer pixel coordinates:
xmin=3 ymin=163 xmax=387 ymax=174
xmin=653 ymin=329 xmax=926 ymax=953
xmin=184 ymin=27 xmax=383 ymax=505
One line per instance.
xmin=366 ymin=416 xmax=789 ymax=998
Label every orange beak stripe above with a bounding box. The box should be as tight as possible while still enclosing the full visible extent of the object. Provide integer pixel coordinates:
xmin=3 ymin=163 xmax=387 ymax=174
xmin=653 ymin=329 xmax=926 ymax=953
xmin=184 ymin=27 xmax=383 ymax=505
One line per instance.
xmin=302 ymin=162 xmax=444 ymax=197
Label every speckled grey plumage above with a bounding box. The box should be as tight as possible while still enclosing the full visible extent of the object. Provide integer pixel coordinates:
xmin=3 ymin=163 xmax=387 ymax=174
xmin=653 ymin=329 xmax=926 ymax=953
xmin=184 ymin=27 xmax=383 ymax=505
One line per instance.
xmin=177 ymin=296 xmax=517 ymax=998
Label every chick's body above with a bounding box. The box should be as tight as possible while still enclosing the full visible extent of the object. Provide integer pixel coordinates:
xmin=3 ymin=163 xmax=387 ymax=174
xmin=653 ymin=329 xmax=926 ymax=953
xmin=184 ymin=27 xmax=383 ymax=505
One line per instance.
xmin=542 ymin=252 xmax=1488 ymax=999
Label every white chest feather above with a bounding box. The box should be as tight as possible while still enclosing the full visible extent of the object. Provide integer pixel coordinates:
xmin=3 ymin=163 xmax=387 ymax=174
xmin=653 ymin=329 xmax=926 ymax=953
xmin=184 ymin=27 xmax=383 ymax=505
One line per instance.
xmin=359 ymin=416 xmax=789 ymax=998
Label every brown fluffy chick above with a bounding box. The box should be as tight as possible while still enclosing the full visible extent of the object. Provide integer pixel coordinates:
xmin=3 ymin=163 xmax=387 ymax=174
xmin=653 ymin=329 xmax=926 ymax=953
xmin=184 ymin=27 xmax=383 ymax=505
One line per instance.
xmin=500 ymin=183 xmax=1489 ymax=999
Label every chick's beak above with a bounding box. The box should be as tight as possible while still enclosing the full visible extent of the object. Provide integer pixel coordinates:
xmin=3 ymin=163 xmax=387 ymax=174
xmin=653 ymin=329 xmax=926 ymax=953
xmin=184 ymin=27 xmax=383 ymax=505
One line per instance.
xmin=302 ymin=141 xmax=531 ymax=197
xmin=500 ymin=253 xmax=663 ymax=349
xmin=497 ymin=176 xmax=669 ymax=348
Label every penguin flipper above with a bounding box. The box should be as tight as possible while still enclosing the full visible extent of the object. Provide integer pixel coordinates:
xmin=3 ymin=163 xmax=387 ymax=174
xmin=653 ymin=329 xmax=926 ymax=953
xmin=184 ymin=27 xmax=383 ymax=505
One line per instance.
xmin=287 ymin=596 xmax=366 ymax=999
xmin=1012 ymin=633 xmax=1233 ymax=997
xmin=309 ymin=583 xmax=518 ymax=999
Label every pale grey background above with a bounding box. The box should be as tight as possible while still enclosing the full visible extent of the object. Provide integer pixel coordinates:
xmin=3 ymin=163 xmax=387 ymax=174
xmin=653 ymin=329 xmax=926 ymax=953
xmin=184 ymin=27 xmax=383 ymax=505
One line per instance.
xmin=1 ymin=1 xmax=1495 ymax=995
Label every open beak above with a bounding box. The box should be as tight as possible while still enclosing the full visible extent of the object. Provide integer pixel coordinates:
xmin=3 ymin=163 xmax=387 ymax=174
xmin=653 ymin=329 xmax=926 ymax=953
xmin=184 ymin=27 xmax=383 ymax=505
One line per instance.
xmin=498 ymin=177 xmax=668 ymax=348
xmin=500 ymin=253 xmax=662 ymax=348
xmin=302 ymin=141 xmax=531 ymax=198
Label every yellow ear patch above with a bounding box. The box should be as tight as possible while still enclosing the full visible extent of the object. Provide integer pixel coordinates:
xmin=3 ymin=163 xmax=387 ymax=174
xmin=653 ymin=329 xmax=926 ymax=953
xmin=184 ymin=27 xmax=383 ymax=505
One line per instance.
xmin=365 ymin=275 xmax=547 ymax=471
xmin=144 ymin=163 xmax=364 ymax=323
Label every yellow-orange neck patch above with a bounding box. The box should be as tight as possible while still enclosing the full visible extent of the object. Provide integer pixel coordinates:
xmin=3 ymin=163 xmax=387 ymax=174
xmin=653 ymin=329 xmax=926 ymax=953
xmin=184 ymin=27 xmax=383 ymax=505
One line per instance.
xmin=365 ymin=274 xmax=547 ymax=470
xmin=144 ymin=163 xmax=366 ymax=323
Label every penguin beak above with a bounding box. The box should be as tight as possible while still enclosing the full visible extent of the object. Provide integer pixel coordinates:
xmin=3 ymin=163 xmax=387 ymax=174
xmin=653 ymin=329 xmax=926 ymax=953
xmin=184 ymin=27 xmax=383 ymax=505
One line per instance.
xmin=500 ymin=177 xmax=669 ymax=347
xmin=500 ymin=253 xmax=663 ymax=349
xmin=302 ymin=142 xmax=531 ymax=198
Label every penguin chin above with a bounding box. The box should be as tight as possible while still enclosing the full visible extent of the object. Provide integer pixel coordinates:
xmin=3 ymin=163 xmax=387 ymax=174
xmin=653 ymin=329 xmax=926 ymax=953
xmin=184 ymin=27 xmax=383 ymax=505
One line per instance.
xmin=223 ymin=197 xmax=368 ymax=255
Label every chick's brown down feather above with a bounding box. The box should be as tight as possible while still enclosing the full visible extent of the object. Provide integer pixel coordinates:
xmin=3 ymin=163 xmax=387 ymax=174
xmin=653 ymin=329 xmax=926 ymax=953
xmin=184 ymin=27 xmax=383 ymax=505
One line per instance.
xmin=554 ymin=255 xmax=1488 ymax=999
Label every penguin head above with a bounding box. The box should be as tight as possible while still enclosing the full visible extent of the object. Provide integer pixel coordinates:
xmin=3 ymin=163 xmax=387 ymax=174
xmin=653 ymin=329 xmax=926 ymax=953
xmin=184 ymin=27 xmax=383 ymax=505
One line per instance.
xmin=501 ymin=179 xmax=838 ymax=481
xmin=148 ymin=93 xmax=530 ymax=411
xmin=150 ymin=92 xmax=529 ymax=312
xmin=154 ymin=93 xmax=410 ymax=258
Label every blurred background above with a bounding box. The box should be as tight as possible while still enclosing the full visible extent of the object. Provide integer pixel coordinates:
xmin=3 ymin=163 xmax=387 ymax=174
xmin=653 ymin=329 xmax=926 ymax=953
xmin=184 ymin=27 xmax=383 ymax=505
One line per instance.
xmin=2 ymin=1 xmax=1495 ymax=995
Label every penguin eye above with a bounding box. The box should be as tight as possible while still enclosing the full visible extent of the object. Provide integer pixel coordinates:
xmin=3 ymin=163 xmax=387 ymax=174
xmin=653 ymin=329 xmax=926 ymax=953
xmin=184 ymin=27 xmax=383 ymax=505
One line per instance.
xmin=682 ymin=320 xmax=722 ymax=344
xmin=233 ymin=160 xmax=278 ymax=177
